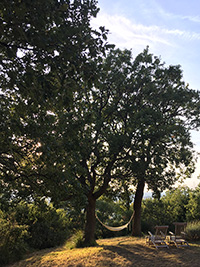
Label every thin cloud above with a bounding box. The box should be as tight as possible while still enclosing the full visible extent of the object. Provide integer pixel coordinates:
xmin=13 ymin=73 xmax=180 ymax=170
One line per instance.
xmin=156 ymin=5 xmax=200 ymax=24
xmin=165 ymin=28 xmax=200 ymax=41
xmin=91 ymin=12 xmax=200 ymax=50
xmin=178 ymin=14 xmax=200 ymax=23
xmin=91 ymin=13 xmax=171 ymax=48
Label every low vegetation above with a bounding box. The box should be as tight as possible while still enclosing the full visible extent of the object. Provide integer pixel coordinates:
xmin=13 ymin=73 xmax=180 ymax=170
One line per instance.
xmin=0 ymin=201 xmax=70 ymax=266
xmin=186 ymin=221 xmax=200 ymax=240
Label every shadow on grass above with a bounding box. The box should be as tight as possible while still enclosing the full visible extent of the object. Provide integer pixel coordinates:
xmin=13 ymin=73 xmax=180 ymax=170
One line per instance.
xmin=99 ymin=240 xmax=200 ymax=267
xmin=7 ymin=239 xmax=200 ymax=267
xmin=6 ymin=246 xmax=65 ymax=267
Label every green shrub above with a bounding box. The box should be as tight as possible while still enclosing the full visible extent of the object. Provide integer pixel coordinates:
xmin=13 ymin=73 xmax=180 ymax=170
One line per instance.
xmin=0 ymin=216 xmax=28 ymax=265
xmin=0 ymin=201 xmax=71 ymax=265
xmin=9 ymin=201 xmax=71 ymax=250
xmin=66 ymin=230 xmax=85 ymax=249
xmin=186 ymin=221 xmax=200 ymax=241
xmin=26 ymin=203 xmax=70 ymax=249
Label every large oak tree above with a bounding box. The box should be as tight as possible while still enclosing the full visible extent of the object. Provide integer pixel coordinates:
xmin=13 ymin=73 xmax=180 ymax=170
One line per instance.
xmin=0 ymin=0 xmax=112 ymax=229
xmin=90 ymin=48 xmax=200 ymax=238
xmin=44 ymin=48 xmax=200 ymax=243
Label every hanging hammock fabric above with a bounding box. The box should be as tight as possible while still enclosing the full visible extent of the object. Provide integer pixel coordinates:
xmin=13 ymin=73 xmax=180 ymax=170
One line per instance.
xmin=96 ymin=211 xmax=135 ymax=231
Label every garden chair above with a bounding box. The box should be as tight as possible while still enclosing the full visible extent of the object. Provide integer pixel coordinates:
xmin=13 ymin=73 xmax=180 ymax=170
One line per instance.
xmin=146 ymin=225 xmax=169 ymax=249
xmin=169 ymin=222 xmax=189 ymax=248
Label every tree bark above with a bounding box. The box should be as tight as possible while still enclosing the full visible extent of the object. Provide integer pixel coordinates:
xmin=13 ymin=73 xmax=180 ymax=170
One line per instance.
xmin=83 ymin=171 xmax=112 ymax=246
xmin=132 ymin=179 xmax=145 ymax=236
xmin=83 ymin=193 xmax=96 ymax=246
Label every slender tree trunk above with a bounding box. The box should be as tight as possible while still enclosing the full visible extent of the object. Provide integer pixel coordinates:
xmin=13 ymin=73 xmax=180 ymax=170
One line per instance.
xmin=83 ymin=193 xmax=96 ymax=246
xmin=132 ymin=179 xmax=145 ymax=236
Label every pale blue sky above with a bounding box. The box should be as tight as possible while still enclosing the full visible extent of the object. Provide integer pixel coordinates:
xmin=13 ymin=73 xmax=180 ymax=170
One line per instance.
xmin=92 ymin=0 xmax=200 ymax=90
xmin=92 ymin=0 xmax=200 ymax=188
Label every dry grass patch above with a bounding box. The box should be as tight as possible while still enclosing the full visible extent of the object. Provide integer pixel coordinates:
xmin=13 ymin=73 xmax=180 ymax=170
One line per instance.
xmin=7 ymin=246 xmax=103 ymax=267
xmin=8 ymin=236 xmax=200 ymax=267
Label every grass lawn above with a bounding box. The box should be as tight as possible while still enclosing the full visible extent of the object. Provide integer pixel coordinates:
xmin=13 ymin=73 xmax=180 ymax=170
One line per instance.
xmin=7 ymin=236 xmax=200 ymax=267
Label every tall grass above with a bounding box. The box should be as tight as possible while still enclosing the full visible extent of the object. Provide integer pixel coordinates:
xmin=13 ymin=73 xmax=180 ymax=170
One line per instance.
xmin=186 ymin=221 xmax=200 ymax=240
xmin=65 ymin=230 xmax=85 ymax=249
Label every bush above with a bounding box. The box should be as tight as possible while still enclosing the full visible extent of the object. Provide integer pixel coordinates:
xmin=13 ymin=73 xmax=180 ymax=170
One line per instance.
xmin=186 ymin=221 xmax=200 ymax=241
xmin=0 ymin=200 xmax=72 ymax=265
xmin=141 ymin=198 xmax=169 ymax=233
xmin=66 ymin=230 xmax=85 ymax=249
xmin=0 ymin=215 xmax=28 ymax=265
xmin=23 ymin=202 xmax=70 ymax=249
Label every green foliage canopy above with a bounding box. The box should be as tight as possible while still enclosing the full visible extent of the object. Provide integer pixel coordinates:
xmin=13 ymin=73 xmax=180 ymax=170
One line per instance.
xmin=0 ymin=0 xmax=113 ymax=202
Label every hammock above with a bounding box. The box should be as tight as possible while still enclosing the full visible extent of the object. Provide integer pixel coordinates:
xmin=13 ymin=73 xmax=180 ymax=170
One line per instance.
xmin=96 ymin=211 xmax=135 ymax=231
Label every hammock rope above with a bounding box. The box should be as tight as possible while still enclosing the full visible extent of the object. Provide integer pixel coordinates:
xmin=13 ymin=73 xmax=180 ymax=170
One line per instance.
xmin=96 ymin=211 xmax=135 ymax=232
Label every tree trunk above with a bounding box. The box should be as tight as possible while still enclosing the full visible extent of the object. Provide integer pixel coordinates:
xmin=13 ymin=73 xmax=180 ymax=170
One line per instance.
xmin=132 ymin=179 xmax=145 ymax=236
xmin=83 ymin=193 xmax=96 ymax=246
